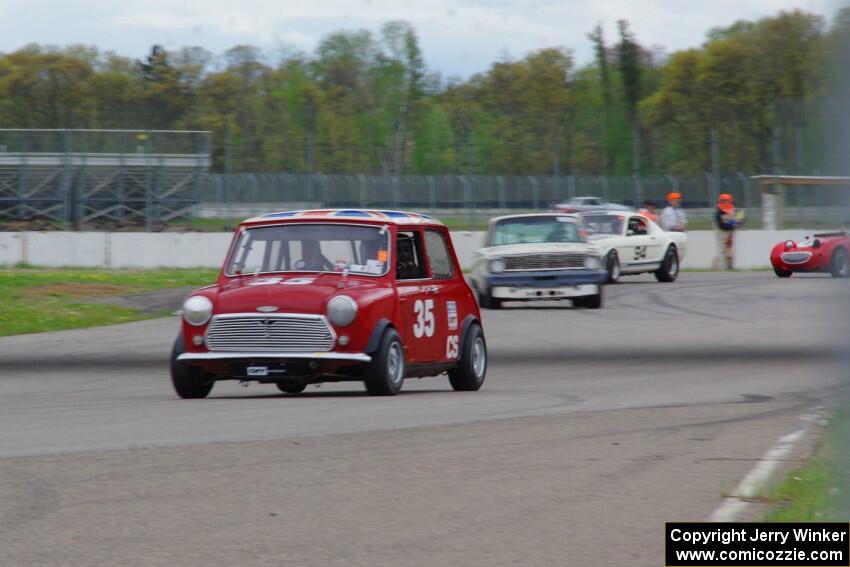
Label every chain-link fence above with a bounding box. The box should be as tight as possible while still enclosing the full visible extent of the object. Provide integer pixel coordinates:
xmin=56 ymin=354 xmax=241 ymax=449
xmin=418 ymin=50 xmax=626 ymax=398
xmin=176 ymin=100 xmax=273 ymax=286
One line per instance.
xmin=1 ymin=129 xmax=849 ymax=230
xmin=195 ymin=173 xmax=850 ymax=229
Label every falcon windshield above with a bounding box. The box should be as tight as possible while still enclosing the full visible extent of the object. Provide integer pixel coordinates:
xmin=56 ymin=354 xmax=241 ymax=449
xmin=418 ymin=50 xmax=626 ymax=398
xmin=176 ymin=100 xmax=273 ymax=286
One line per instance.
xmin=226 ymin=223 xmax=390 ymax=276
xmin=489 ymin=216 xmax=583 ymax=246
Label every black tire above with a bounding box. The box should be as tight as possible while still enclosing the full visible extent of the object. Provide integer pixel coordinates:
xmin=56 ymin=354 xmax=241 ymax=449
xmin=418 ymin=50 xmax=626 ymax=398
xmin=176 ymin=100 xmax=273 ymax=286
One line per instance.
xmin=605 ymin=251 xmax=621 ymax=284
xmin=478 ymin=287 xmax=502 ymax=309
xmin=364 ymin=328 xmax=405 ymax=396
xmin=449 ymin=324 xmax=487 ymax=391
xmin=573 ymin=286 xmax=603 ymax=309
xmin=830 ymin=248 xmax=850 ymax=278
xmin=654 ymin=246 xmax=680 ymax=282
xmin=170 ymin=333 xmax=214 ymax=399
xmin=773 ymin=267 xmax=792 ymax=278
xmin=276 ymin=382 xmax=307 ymax=394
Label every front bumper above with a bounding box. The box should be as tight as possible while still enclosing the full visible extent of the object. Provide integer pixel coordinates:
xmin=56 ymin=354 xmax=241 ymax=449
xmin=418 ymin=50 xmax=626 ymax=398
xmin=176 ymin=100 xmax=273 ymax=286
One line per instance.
xmin=492 ymin=284 xmax=598 ymax=300
xmin=485 ymin=268 xmax=608 ymax=289
xmin=178 ymin=351 xmax=371 ymax=362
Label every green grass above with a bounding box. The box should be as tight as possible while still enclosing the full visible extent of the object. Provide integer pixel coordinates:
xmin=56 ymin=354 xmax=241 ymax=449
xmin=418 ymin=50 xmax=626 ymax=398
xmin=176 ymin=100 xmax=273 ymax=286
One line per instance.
xmin=174 ymin=217 xmax=241 ymax=232
xmin=764 ymin=457 xmax=833 ymax=522
xmin=0 ymin=267 xmax=218 ymax=336
xmin=763 ymin=409 xmax=847 ymax=521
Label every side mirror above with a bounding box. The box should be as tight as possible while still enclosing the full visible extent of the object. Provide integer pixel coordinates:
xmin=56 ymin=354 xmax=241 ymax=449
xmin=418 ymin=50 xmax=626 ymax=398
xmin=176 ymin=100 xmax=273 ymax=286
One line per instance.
xmin=626 ymin=229 xmax=635 ymax=236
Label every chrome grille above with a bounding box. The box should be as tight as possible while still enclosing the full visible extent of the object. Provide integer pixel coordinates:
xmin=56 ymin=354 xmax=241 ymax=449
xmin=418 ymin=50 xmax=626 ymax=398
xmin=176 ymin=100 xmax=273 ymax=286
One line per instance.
xmin=503 ymin=252 xmax=586 ymax=271
xmin=205 ymin=314 xmax=335 ymax=353
xmin=781 ymin=251 xmax=812 ymax=264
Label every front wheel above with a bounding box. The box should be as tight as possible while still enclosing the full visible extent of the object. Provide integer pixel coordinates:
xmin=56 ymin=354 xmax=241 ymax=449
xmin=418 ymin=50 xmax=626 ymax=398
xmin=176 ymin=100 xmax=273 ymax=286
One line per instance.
xmin=572 ymin=287 xmax=603 ymax=309
xmin=830 ymin=248 xmax=850 ymax=278
xmin=654 ymin=246 xmax=680 ymax=282
xmin=276 ymin=382 xmax=307 ymax=394
xmin=478 ymin=287 xmax=502 ymax=309
xmin=605 ymin=251 xmax=621 ymax=284
xmin=364 ymin=328 xmax=405 ymax=396
xmin=170 ymin=333 xmax=214 ymax=399
xmin=449 ymin=324 xmax=487 ymax=391
xmin=773 ymin=267 xmax=792 ymax=278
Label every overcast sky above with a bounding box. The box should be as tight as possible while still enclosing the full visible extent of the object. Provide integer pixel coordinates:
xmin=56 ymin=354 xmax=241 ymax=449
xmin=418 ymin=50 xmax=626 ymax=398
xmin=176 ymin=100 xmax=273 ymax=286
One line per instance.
xmin=0 ymin=0 xmax=842 ymax=76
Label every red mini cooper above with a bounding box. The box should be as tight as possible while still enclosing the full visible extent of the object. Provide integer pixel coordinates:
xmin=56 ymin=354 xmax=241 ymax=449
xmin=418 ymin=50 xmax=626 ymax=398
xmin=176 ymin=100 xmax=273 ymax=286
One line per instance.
xmin=171 ymin=210 xmax=487 ymax=397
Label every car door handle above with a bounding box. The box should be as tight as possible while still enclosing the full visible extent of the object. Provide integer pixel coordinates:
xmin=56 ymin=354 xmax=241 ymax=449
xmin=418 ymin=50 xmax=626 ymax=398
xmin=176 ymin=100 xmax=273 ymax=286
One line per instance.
xmin=424 ymin=286 xmax=439 ymax=294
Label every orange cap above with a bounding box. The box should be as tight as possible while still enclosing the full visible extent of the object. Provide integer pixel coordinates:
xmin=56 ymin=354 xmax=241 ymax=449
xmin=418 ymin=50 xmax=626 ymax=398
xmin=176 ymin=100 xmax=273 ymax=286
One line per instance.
xmin=718 ymin=193 xmax=733 ymax=203
xmin=667 ymin=192 xmax=682 ymax=201
xmin=718 ymin=193 xmax=734 ymax=212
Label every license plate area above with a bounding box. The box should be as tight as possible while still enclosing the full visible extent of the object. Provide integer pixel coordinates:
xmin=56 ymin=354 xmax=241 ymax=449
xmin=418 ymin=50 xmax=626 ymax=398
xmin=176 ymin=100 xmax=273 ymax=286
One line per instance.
xmin=232 ymin=361 xmax=311 ymax=381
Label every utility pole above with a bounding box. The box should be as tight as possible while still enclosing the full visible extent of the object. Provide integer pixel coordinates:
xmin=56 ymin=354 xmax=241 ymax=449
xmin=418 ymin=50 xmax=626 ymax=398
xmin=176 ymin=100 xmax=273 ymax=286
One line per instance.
xmin=553 ymin=127 xmax=561 ymax=201
xmin=768 ymin=104 xmax=784 ymax=229
xmin=225 ymin=131 xmax=233 ymax=220
xmin=793 ymin=99 xmax=803 ymax=174
xmin=632 ymin=125 xmax=642 ymax=206
xmin=710 ymin=126 xmax=720 ymax=204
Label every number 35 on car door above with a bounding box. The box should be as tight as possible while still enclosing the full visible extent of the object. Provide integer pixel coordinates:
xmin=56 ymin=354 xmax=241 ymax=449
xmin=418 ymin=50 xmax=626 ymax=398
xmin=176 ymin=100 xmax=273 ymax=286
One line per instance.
xmin=412 ymin=298 xmax=435 ymax=338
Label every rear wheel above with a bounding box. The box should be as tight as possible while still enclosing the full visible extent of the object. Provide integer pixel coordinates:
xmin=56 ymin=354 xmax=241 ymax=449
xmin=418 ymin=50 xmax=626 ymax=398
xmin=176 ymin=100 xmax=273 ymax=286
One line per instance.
xmin=276 ymin=382 xmax=307 ymax=394
xmin=830 ymin=248 xmax=850 ymax=278
xmin=170 ymin=333 xmax=214 ymax=399
xmin=605 ymin=251 xmax=621 ymax=284
xmin=654 ymin=246 xmax=679 ymax=282
xmin=364 ymin=328 xmax=405 ymax=396
xmin=773 ymin=267 xmax=792 ymax=278
xmin=449 ymin=324 xmax=487 ymax=391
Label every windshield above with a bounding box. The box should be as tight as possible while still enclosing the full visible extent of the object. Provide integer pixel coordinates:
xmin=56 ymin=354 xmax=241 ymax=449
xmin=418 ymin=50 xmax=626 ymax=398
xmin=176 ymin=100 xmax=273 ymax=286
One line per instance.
xmin=583 ymin=214 xmax=624 ymax=235
xmin=226 ymin=223 xmax=390 ymax=276
xmin=490 ymin=216 xmax=583 ymax=246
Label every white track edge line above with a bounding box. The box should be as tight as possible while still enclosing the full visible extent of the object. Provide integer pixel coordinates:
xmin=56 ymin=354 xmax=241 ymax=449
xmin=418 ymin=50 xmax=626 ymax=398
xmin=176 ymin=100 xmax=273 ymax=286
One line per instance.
xmin=708 ymin=409 xmax=822 ymax=522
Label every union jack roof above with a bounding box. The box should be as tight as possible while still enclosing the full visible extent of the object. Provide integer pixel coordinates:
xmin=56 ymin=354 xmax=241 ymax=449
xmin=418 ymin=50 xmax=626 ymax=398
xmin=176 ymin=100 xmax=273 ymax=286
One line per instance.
xmin=244 ymin=209 xmax=443 ymax=225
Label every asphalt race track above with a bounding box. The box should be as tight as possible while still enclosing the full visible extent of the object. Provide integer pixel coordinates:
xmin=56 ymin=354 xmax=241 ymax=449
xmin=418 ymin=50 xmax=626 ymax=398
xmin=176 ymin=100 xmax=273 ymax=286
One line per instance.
xmin=0 ymin=272 xmax=846 ymax=566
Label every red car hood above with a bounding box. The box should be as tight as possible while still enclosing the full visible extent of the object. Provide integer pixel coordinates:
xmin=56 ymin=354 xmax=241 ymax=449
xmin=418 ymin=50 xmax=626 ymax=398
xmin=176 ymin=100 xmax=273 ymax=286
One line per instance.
xmin=213 ymin=274 xmax=384 ymax=315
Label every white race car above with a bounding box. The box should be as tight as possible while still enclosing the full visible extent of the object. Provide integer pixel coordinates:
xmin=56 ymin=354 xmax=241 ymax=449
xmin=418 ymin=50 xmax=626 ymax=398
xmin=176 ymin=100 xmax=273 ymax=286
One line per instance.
xmin=468 ymin=213 xmax=608 ymax=309
xmin=581 ymin=211 xmax=687 ymax=283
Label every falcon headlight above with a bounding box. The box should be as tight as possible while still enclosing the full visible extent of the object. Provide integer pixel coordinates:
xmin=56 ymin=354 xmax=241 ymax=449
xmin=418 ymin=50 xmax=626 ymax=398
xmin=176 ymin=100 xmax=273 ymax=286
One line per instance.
xmin=327 ymin=295 xmax=358 ymax=326
xmin=490 ymin=258 xmax=506 ymax=273
xmin=583 ymin=256 xmax=600 ymax=269
xmin=183 ymin=296 xmax=213 ymax=326
xmin=785 ymin=240 xmax=795 ymax=250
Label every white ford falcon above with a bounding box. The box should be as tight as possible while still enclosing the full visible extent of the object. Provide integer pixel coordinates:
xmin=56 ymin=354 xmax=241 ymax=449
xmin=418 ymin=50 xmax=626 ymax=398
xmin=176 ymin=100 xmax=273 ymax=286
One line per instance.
xmin=580 ymin=211 xmax=687 ymax=283
xmin=468 ymin=213 xmax=608 ymax=309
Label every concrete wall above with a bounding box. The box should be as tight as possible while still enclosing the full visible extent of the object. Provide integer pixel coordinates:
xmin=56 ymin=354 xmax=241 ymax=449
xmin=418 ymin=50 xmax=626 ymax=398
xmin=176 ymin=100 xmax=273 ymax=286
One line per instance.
xmin=0 ymin=229 xmax=823 ymax=271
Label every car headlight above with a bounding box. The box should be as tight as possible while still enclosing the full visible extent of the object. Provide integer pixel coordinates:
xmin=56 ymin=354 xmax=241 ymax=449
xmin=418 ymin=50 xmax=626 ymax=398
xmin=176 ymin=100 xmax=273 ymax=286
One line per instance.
xmin=490 ymin=258 xmax=506 ymax=273
xmin=327 ymin=295 xmax=358 ymax=326
xmin=584 ymin=256 xmax=600 ymax=269
xmin=183 ymin=296 xmax=213 ymax=326
xmin=785 ymin=240 xmax=795 ymax=250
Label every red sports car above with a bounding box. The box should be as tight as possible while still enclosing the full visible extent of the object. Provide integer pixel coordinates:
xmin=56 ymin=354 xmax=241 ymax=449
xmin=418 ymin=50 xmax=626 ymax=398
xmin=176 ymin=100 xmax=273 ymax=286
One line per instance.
xmin=171 ymin=209 xmax=487 ymax=398
xmin=770 ymin=231 xmax=850 ymax=278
